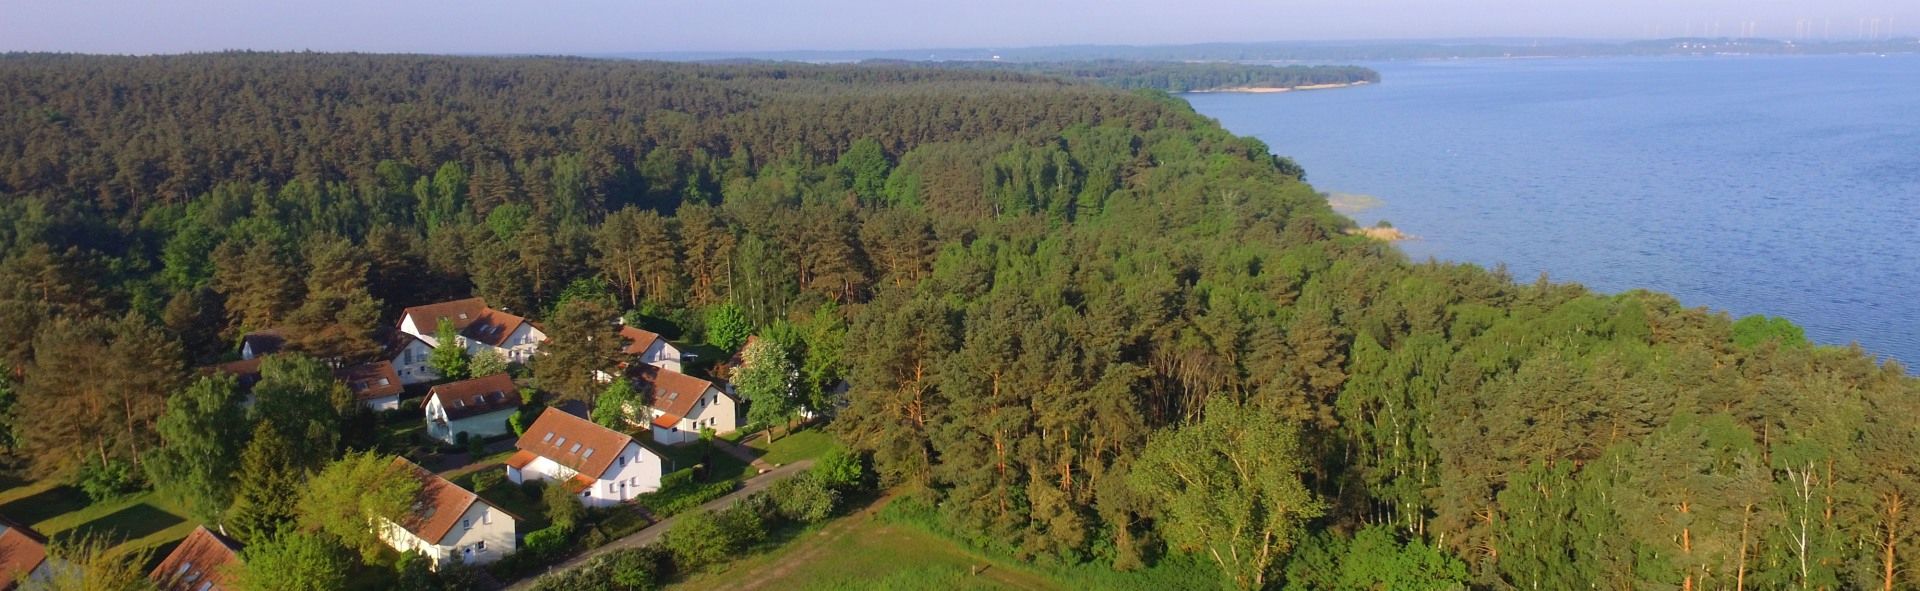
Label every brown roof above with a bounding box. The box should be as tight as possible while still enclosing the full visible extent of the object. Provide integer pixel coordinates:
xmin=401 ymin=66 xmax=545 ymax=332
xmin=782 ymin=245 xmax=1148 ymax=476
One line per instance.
xmin=336 ymin=361 xmax=404 ymax=401
xmin=633 ymin=365 xmax=730 ymax=429
xmin=208 ymin=357 xmax=266 ymax=392
xmin=427 ymin=374 xmax=521 ymax=421
xmin=384 ymin=331 xmax=432 ymax=359
xmin=0 ymin=519 xmax=48 ymax=590
xmin=504 ymin=450 xmax=538 ymax=470
xmin=150 ymin=526 xmax=242 ymax=591
xmin=619 ymin=325 xmax=662 ymax=355
xmin=513 ymin=408 xmax=636 ymax=479
xmin=398 ymin=297 xmax=528 ymax=348
xmin=391 ymin=458 xmax=487 ymax=545
xmin=399 ymin=297 xmax=490 ymax=333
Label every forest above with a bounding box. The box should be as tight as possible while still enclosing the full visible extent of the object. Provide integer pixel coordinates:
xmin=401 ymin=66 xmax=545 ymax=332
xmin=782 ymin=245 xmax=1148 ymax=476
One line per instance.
xmin=858 ymin=60 xmax=1380 ymax=92
xmin=0 ymin=52 xmax=1917 ymax=590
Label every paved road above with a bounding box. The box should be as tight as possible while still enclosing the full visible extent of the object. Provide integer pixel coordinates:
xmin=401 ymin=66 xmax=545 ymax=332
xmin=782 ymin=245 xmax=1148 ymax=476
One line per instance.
xmin=503 ymin=459 xmax=815 ymax=590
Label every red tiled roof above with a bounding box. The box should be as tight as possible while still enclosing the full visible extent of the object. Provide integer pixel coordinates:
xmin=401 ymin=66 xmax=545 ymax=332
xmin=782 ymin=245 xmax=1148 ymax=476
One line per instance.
xmin=335 ymin=361 xmax=404 ymax=401
xmin=384 ymin=331 xmax=431 ymax=360
xmin=150 ymin=526 xmax=242 ymax=591
xmin=427 ymin=374 xmax=521 ymax=421
xmin=513 ymin=408 xmax=634 ymax=479
xmin=619 ymin=325 xmax=662 ymax=355
xmin=633 ymin=365 xmax=729 ymax=429
xmin=0 ymin=518 xmax=48 ymax=590
xmin=399 ymin=298 xmax=490 ymax=333
xmin=391 ymin=458 xmax=485 ymax=545
xmin=461 ymin=308 xmax=527 ymax=348
xmin=504 ymin=450 xmax=538 ymax=470
xmin=564 ymin=474 xmax=596 ymax=493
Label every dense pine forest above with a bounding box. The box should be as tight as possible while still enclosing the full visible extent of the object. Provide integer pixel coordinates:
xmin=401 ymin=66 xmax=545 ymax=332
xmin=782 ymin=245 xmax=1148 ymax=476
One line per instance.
xmin=861 ymin=60 xmax=1380 ymax=92
xmin=0 ymin=52 xmax=1916 ymax=590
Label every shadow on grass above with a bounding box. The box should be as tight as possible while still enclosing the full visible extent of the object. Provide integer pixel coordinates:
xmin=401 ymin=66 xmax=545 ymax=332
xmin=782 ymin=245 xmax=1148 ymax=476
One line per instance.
xmin=0 ymin=485 xmax=90 ymax=525
xmin=50 ymin=503 xmax=183 ymax=546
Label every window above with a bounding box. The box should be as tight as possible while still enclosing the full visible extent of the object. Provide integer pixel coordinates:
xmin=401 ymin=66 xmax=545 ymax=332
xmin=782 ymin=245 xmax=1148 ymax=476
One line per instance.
xmin=617 ymin=456 xmax=626 ymax=467
xmin=581 ymin=490 xmax=591 ymax=498
xmin=476 ymin=540 xmax=487 ymax=552
xmin=461 ymin=518 xmax=471 ymax=529
xmin=555 ymin=436 xmax=567 ymax=446
xmin=582 ymin=448 xmax=595 ymax=460
xmin=542 ymin=432 xmax=554 ymax=443
xmin=569 ymin=443 xmax=581 ymax=453
xmin=607 ymin=482 xmax=616 ymax=493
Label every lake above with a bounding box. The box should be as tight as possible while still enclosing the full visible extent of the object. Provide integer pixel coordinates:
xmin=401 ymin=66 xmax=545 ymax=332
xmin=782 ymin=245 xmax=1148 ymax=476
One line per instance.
xmin=1186 ymin=54 xmax=1920 ymax=368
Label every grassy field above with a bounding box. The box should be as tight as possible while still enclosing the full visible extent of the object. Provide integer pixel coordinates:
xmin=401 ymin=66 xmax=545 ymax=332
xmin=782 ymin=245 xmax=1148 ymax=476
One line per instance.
xmin=747 ymin=428 xmax=837 ymax=466
xmin=0 ymin=480 xmax=197 ymax=564
xmin=667 ymin=496 xmax=1061 ymax=591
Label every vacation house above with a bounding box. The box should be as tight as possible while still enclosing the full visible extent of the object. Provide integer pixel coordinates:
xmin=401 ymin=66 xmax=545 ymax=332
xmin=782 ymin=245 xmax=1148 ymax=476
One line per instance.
xmin=505 ymin=408 xmax=666 ymax=508
xmin=633 ymin=365 xmax=739 ymax=445
xmin=396 ymin=297 xmax=545 ymax=364
xmin=619 ymin=325 xmax=683 ymax=372
xmin=336 ymin=361 xmax=405 ymax=411
xmin=378 ymin=459 xmax=516 ymax=569
xmin=0 ymin=518 xmax=52 ymax=591
xmin=150 ymin=526 xmax=243 ymax=591
xmin=386 ymin=332 xmax=439 ymax=385
xmin=423 ymin=373 xmax=521 ymax=445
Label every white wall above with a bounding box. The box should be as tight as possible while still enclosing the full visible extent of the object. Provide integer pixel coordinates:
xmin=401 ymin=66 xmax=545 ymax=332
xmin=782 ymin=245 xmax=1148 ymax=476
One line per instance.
xmin=379 ymin=502 xmax=516 ymax=569
xmin=391 ymin=340 xmax=438 ymax=385
xmin=642 ymin=340 xmax=683 ymax=372
xmin=425 ymin=399 xmax=516 ymax=444
xmin=580 ymin=442 xmax=663 ymax=508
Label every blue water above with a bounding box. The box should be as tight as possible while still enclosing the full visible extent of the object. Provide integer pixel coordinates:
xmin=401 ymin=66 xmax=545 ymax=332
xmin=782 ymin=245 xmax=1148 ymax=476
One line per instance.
xmin=1187 ymin=54 xmax=1920 ymax=367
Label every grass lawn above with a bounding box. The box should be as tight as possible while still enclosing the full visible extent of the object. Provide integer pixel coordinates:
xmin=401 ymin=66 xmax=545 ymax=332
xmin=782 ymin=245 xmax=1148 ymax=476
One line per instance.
xmin=748 ymin=427 xmax=838 ymax=466
xmin=449 ymin=471 xmax=551 ymax=532
xmin=654 ymin=439 xmax=752 ymax=483
xmin=666 ymin=496 xmax=1060 ymax=591
xmin=0 ymin=480 xmax=197 ymax=563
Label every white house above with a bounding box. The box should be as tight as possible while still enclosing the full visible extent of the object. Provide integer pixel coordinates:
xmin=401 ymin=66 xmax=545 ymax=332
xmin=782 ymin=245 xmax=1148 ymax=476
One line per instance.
xmin=386 ymin=332 xmax=439 ymax=385
xmin=0 ymin=518 xmax=53 ymax=590
xmin=505 ymin=408 xmax=666 ymax=508
xmin=378 ymin=458 xmax=516 ymax=569
xmin=634 ymin=366 xmax=740 ymax=445
xmin=336 ymin=361 xmax=405 ymax=411
xmin=150 ymin=526 xmax=242 ymax=591
xmin=424 ymin=373 xmax=521 ymax=445
xmin=619 ymin=325 xmax=683 ymax=373
xmin=397 ymin=297 xmax=545 ymax=364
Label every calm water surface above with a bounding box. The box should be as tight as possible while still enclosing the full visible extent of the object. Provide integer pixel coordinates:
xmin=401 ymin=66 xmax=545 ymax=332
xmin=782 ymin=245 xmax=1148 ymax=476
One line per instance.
xmin=1187 ymin=54 xmax=1920 ymax=368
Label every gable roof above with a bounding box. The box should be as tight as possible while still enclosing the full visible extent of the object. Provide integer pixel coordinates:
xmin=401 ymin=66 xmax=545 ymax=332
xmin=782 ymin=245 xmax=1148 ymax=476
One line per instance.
xmin=398 ymin=298 xmax=531 ymax=348
xmin=390 ymin=458 xmax=493 ymax=545
xmin=384 ymin=331 xmax=432 ymax=359
xmin=150 ymin=526 xmax=242 ymax=591
xmin=0 ymin=518 xmax=48 ymax=591
xmin=427 ymin=374 xmax=520 ymax=421
xmin=618 ymin=325 xmax=662 ymax=355
xmin=240 ymin=329 xmax=287 ymax=358
xmin=399 ymin=297 xmax=490 ymax=333
xmin=513 ymin=408 xmax=645 ymax=479
xmin=208 ymin=357 xmax=266 ymax=393
xmin=633 ymin=365 xmax=730 ymax=429
xmin=336 ymin=361 xmax=404 ymax=401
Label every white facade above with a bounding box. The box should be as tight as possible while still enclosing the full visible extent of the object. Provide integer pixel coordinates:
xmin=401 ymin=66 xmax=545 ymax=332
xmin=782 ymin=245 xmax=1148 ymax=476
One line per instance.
xmin=424 ymin=398 xmax=516 ymax=444
xmin=647 ymin=387 xmax=739 ymax=445
xmin=379 ymin=502 xmax=516 ymax=569
xmin=508 ymin=442 xmax=664 ymax=509
xmin=399 ymin=314 xmax=545 ymax=366
xmin=638 ymin=339 xmax=683 ymax=373
xmin=389 ymin=337 xmax=439 ymax=385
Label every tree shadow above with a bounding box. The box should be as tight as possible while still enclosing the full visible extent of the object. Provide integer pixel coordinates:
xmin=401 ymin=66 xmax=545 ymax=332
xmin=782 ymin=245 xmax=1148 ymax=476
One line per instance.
xmin=50 ymin=504 xmax=183 ymax=547
xmin=0 ymin=485 xmax=89 ymax=525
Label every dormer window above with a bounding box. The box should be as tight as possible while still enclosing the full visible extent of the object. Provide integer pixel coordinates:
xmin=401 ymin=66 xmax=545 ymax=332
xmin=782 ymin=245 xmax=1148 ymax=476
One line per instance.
xmin=542 ymin=432 xmax=554 ymax=442
xmin=569 ymin=443 xmax=581 ymax=454
xmin=555 ymin=436 xmax=566 ymax=446
xmin=582 ymin=448 xmax=594 ymax=460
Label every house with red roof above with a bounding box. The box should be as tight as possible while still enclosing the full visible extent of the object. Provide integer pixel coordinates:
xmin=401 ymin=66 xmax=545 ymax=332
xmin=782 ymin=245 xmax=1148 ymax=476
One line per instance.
xmin=423 ymin=373 xmax=522 ymax=444
xmin=505 ymin=408 xmax=666 ymax=508
xmin=377 ymin=458 xmax=517 ymax=569
xmin=150 ymin=526 xmax=242 ymax=591
xmin=396 ymin=297 xmax=546 ymax=365
xmin=633 ymin=365 xmax=740 ymax=445
xmin=336 ymin=360 xmax=405 ymax=411
xmin=618 ymin=324 xmax=683 ymax=373
xmin=0 ymin=518 xmax=53 ymax=591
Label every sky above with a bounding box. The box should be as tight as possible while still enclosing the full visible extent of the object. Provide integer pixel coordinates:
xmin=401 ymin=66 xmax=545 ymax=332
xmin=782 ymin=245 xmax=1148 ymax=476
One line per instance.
xmin=3 ymin=0 xmax=1915 ymax=55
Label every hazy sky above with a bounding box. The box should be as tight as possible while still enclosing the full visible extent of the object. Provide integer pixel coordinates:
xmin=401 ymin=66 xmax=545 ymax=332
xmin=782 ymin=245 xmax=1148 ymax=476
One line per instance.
xmin=3 ymin=0 xmax=1915 ymax=55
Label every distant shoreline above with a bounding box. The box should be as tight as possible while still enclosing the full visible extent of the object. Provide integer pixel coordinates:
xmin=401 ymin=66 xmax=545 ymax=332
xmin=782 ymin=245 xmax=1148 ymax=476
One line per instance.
xmin=1186 ymin=80 xmax=1370 ymax=94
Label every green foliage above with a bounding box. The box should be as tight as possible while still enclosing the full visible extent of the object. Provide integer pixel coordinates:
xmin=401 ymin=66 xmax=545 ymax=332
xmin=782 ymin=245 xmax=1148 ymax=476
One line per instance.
xmin=252 ymin=354 xmax=352 ymax=470
xmin=228 ymin=422 xmax=304 ymax=543
xmin=592 ymin=378 xmax=640 ymax=428
xmin=1280 ymin=526 xmax=1468 ymax=591
xmin=770 ymin=473 xmax=839 ymax=523
xmin=812 ymin=448 xmax=866 ymax=492
xmin=534 ymin=297 xmax=622 ymax=401
xmin=703 ymin=302 xmax=752 ymax=352
xmin=1129 ymin=398 xmax=1324 ymax=590
xmin=230 ymin=530 xmax=352 ymax=591
xmin=635 ymin=480 xmax=735 ymax=518
xmin=297 ymin=451 xmax=422 ymax=561
xmin=543 ymin=479 xmax=586 ymax=530
xmin=522 ymin=523 xmax=574 ymax=559
xmin=1730 ymin=314 xmax=1809 ymax=350
xmin=74 ymin=456 xmax=143 ymax=503
xmin=429 ymin=318 xmax=470 ymax=380
xmin=469 ymin=348 xmax=509 ymax=377
xmin=660 ymin=507 xmax=759 ymax=572
xmin=20 ymin=535 xmax=154 ymax=591
xmin=144 ymin=374 xmax=248 ymax=524
xmin=735 ymin=337 xmax=798 ymax=431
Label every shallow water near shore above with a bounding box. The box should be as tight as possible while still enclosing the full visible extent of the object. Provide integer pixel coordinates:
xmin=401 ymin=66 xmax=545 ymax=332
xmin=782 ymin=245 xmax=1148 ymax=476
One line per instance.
xmin=1188 ymin=54 xmax=1920 ymax=368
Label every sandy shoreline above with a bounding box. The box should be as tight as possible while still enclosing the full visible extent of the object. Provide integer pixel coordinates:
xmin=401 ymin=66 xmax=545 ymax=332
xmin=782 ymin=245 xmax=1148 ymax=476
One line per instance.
xmin=1188 ymin=80 xmax=1370 ymax=94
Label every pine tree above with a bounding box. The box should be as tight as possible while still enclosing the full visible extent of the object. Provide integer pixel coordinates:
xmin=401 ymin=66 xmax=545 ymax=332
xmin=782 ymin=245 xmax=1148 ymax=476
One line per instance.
xmin=287 ymin=236 xmax=383 ymax=362
xmin=228 ymin=422 xmax=305 ymax=544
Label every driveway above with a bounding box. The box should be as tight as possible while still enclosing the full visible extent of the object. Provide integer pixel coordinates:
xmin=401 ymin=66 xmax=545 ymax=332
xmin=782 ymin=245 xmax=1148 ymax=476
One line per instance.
xmin=503 ymin=459 xmax=816 ymax=590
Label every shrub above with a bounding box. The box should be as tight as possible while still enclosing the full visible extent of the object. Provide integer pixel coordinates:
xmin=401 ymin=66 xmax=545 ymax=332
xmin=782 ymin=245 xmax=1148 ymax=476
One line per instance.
xmin=543 ymin=480 xmax=586 ymax=529
xmin=770 ymin=473 xmax=838 ymax=523
xmin=812 ymin=448 xmax=866 ymax=492
xmin=76 ymin=456 xmax=144 ymax=502
xmin=637 ymin=481 xmax=734 ymax=517
xmin=522 ymin=524 xmax=573 ymax=558
xmin=659 ymin=467 xmax=697 ymax=491
xmin=604 ymin=547 xmax=664 ymax=590
xmin=716 ymin=501 xmax=767 ymax=547
xmin=472 ymin=469 xmax=504 ymax=493
xmin=466 ymin=434 xmax=486 ymax=457
xmin=454 ymin=431 xmax=470 ymax=448
xmin=660 ymin=509 xmax=731 ymax=571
